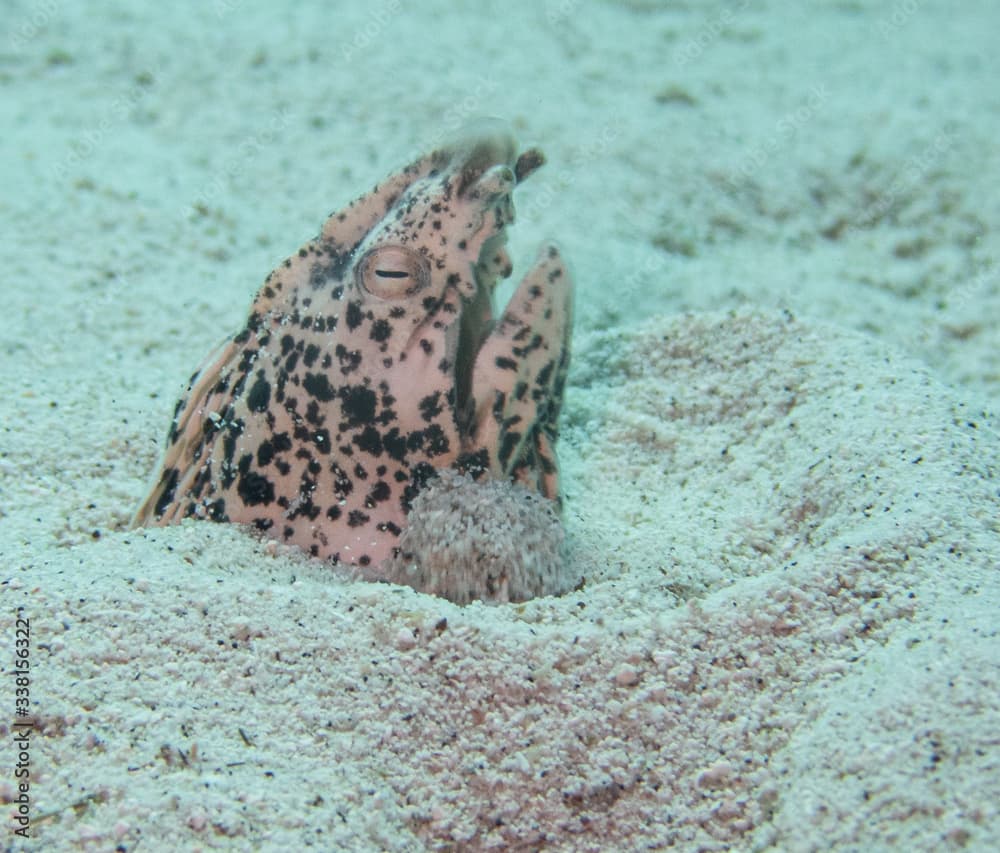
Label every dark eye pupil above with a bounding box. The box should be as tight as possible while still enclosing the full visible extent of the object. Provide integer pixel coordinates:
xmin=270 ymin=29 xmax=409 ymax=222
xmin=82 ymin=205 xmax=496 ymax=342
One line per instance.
xmin=375 ymin=269 xmax=409 ymax=279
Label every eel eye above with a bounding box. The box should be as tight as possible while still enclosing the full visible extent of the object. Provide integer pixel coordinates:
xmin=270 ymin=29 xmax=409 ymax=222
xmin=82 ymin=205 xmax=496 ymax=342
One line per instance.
xmin=357 ymin=246 xmax=430 ymax=299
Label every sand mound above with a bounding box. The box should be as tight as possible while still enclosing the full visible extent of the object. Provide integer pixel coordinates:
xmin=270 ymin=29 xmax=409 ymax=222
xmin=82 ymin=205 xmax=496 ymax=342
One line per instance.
xmin=7 ymin=310 xmax=998 ymax=851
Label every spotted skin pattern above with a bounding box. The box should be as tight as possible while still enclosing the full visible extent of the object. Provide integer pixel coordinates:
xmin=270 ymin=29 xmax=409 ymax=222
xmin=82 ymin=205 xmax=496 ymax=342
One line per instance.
xmin=134 ymin=128 xmax=573 ymax=570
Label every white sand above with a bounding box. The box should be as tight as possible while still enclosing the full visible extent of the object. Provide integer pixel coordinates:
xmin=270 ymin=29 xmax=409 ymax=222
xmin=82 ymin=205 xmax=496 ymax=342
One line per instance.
xmin=2 ymin=1 xmax=998 ymax=850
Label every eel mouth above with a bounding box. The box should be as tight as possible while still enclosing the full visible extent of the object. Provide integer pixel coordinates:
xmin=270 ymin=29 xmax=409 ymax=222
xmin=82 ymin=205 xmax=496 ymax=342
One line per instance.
xmin=451 ymin=135 xmax=550 ymax=436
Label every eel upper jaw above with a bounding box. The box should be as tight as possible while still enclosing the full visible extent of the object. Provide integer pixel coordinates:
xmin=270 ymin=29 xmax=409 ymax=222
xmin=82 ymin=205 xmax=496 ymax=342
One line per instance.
xmin=449 ymin=154 xmax=521 ymax=434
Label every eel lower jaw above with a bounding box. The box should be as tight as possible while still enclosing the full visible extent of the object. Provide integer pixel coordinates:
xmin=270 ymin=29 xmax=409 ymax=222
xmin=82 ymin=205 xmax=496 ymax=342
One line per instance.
xmin=454 ymin=239 xmax=557 ymax=446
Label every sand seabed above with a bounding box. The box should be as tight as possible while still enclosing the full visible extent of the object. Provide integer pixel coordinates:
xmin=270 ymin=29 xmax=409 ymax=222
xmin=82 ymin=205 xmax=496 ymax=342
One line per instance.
xmin=2 ymin=1 xmax=998 ymax=850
